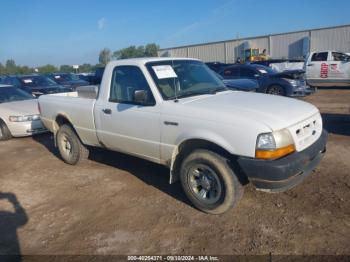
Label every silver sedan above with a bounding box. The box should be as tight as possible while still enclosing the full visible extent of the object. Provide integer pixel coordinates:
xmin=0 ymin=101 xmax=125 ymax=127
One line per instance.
xmin=0 ymin=85 xmax=46 ymax=141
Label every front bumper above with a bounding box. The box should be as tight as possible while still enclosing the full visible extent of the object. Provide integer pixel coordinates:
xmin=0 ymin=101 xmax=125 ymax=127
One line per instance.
xmin=237 ymin=130 xmax=328 ymax=192
xmin=289 ymin=85 xmax=316 ymax=97
xmin=8 ymin=120 xmax=47 ymax=137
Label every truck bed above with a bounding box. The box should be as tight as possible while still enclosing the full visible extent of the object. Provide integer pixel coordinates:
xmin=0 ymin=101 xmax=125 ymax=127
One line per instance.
xmin=39 ymin=90 xmax=100 ymax=146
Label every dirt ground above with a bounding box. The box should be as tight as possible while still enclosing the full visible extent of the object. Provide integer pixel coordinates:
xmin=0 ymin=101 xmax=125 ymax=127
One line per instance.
xmin=0 ymin=89 xmax=349 ymax=257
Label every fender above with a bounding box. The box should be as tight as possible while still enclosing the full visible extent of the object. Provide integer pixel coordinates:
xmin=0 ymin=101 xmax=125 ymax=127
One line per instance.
xmin=168 ymin=131 xmax=237 ymax=184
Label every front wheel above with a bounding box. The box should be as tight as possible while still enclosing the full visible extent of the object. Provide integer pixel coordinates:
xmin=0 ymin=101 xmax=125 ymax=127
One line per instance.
xmin=0 ymin=121 xmax=12 ymax=141
xmin=180 ymin=149 xmax=243 ymax=214
xmin=56 ymin=124 xmax=89 ymax=165
xmin=266 ymin=85 xmax=285 ymax=96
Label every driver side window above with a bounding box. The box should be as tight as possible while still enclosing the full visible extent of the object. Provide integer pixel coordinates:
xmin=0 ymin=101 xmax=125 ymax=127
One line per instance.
xmin=109 ymin=66 xmax=155 ymax=105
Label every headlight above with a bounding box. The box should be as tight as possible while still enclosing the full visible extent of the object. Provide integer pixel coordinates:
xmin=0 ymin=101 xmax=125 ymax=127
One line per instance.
xmin=256 ymin=129 xmax=295 ymax=159
xmin=283 ymin=78 xmax=298 ymax=87
xmin=9 ymin=115 xmax=40 ymax=122
xmin=256 ymin=133 xmax=276 ymax=149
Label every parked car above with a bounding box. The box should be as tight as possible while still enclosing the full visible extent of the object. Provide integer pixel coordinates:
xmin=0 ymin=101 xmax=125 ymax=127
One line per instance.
xmin=205 ymin=62 xmax=234 ymax=73
xmin=77 ymin=73 xmax=95 ymax=85
xmin=0 ymin=84 xmax=46 ymax=140
xmin=1 ymin=75 xmax=72 ymax=97
xmin=92 ymin=67 xmax=105 ymax=85
xmin=222 ymin=78 xmax=259 ymax=92
xmin=220 ymin=64 xmax=314 ymax=97
xmin=305 ymin=51 xmax=350 ymax=87
xmin=46 ymin=73 xmax=89 ymax=90
xmin=215 ymin=73 xmax=259 ymax=92
xmin=39 ymin=58 xmax=327 ymax=214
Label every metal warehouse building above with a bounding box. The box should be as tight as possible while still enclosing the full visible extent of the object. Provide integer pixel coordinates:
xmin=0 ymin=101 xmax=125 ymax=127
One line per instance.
xmin=158 ymin=24 xmax=350 ymax=63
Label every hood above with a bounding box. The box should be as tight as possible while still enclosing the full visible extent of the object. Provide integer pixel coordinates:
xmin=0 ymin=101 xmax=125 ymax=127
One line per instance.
xmin=0 ymin=99 xmax=39 ymax=117
xmin=272 ymin=70 xmax=305 ymax=79
xmin=168 ymin=91 xmax=319 ymax=131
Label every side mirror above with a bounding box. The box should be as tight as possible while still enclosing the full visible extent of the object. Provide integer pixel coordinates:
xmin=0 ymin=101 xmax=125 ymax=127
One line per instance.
xmin=134 ymin=90 xmax=148 ymax=104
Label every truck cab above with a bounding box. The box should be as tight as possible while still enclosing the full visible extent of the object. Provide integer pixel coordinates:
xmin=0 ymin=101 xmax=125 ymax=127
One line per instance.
xmin=305 ymin=51 xmax=350 ymax=87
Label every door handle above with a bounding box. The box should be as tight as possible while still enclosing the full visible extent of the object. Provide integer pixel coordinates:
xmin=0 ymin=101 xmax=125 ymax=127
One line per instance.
xmin=102 ymin=108 xmax=112 ymax=114
xmin=307 ymin=64 xmax=314 ymax=66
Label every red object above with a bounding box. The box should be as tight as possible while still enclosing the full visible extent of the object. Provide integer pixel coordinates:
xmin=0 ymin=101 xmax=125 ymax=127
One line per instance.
xmin=320 ymin=63 xmax=328 ymax=78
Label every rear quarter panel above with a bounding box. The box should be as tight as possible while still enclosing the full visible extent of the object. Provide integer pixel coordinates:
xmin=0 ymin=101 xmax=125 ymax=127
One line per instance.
xmin=39 ymin=93 xmax=100 ymax=146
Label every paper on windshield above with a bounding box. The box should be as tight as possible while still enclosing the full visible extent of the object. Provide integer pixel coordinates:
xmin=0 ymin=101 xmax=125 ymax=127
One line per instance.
xmin=23 ymin=79 xmax=33 ymax=83
xmin=152 ymin=65 xmax=177 ymax=79
xmin=258 ymin=69 xmax=268 ymax=74
xmin=54 ymin=76 xmax=61 ymax=79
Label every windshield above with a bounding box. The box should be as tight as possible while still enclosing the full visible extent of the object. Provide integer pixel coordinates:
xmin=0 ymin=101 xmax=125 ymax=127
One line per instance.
xmin=0 ymin=86 xmax=34 ymax=103
xmin=146 ymin=60 xmax=226 ymax=100
xmin=20 ymin=76 xmax=57 ymax=87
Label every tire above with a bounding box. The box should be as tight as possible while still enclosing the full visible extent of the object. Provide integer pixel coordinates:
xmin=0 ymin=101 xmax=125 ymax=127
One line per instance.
xmin=266 ymin=85 xmax=285 ymax=96
xmin=56 ymin=124 xmax=89 ymax=165
xmin=180 ymin=149 xmax=243 ymax=214
xmin=0 ymin=121 xmax=12 ymax=141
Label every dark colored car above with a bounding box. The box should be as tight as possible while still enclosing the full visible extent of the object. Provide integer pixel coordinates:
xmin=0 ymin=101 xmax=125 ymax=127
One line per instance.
xmin=219 ymin=64 xmax=314 ymax=97
xmin=92 ymin=67 xmax=105 ymax=85
xmin=222 ymin=78 xmax=259 ymax=92
xmin=205 ymin=62 xmax=234 ymax=73
xmin=1 ymin=75 xmax=72 ymax=97
xmin=46 ymin=73 xmax=89 ymax=90
xmin=215 ymin=72 xmax=259 ymax=92
xmin=77 ymin=73 xmax=95 ymax=84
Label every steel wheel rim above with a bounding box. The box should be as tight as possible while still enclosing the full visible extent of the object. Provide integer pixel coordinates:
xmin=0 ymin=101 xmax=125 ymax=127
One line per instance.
xmin=187 ymin=164 xmax=222 ymax=205
xmin=268 ymin=86 xmax=282 ymax=95
xmin=59 ymin=134 xmax=73 ymax=158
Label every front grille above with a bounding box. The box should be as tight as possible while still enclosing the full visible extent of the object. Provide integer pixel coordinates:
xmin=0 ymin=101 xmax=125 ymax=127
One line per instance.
xmin=288 ymin=113 xmax=322 ymax=152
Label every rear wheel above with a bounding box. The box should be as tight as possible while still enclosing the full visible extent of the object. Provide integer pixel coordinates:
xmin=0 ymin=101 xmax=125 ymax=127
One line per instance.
xmin=180 ymin=149 xmax=243 ymax=214
xmin=56 ymin=124 xmax=89 ymax=165
xmin=0 ymin=121 xmax=12 ymax=141
xmin=266 ymin=85 xmax=285 ymax=96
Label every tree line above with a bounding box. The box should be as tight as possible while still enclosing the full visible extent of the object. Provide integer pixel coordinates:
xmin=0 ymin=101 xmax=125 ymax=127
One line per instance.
xmin=98 ymin=43 xmax=159 ymax=65
xmin=0 ymin=43 xmax=160 ymax=75
xmin=0 ymin=59 xmax=100 ymax=75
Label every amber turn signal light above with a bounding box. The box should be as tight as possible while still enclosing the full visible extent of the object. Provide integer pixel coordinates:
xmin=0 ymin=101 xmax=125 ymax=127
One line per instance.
xmin=255 ymin=144 xmax=296 ymax=160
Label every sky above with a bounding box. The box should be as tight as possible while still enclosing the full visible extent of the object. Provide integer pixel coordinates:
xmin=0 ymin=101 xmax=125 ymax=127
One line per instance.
xmin=1 ymin=0 xmax=350 ymax=67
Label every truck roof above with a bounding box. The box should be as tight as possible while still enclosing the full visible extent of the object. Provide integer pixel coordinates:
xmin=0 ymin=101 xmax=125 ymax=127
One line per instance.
xmin=107 ymin=57 xmax=199 ymax=67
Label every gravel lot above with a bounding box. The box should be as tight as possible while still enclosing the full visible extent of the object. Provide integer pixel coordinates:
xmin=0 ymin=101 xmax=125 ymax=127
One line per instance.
xmin=0 ymin=89 xmax=349 ymax=256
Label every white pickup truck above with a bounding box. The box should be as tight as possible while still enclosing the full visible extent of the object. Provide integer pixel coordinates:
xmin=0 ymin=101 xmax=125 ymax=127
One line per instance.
xmin=39 ymin=58 xmax=327 ymax=214
xmin=305 ymin=51 xmax=350 ymax=87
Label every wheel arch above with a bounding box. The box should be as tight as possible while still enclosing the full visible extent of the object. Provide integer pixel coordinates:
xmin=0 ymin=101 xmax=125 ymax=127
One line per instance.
xmin=53 ymin=114 xmax=82 ymax=146
xmin=169 ymin=138 xmax=248 ymax=185
xmin=0 ymin=117 xmax=12 ymax=139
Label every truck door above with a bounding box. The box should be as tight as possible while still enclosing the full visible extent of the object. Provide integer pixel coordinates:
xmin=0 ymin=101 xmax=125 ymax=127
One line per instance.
xmin=94 ymin=65 xmax=161 ymax=163
xmin=305 ymin=52 xmax=329 ymax=86
xmin=328 ymin=52 xmax=350 ymax=86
